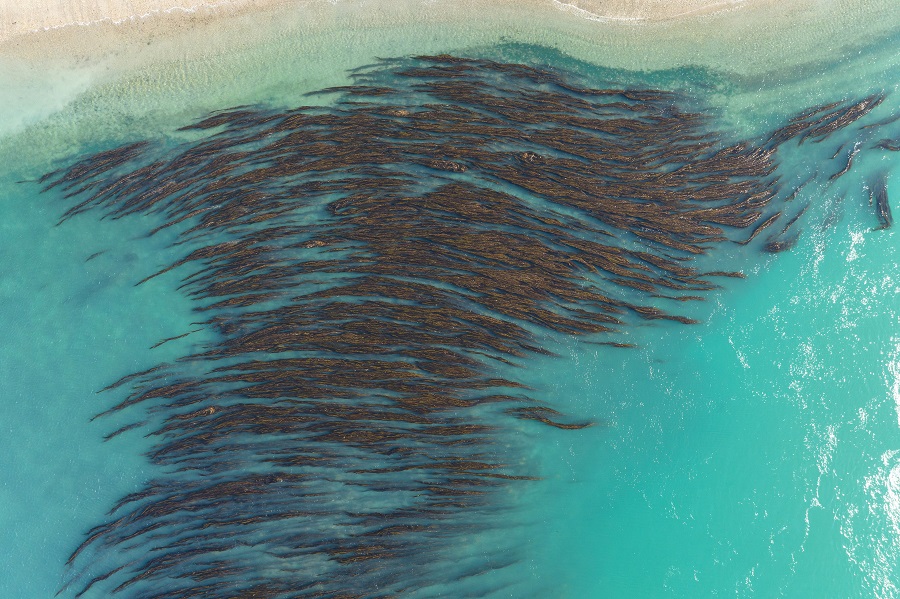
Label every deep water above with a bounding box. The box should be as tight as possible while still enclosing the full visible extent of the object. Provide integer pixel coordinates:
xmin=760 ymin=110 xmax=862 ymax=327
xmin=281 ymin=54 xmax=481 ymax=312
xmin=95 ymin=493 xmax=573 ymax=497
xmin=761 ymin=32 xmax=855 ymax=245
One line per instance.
xmin=1 ymin=16 xmax=900 ymax=599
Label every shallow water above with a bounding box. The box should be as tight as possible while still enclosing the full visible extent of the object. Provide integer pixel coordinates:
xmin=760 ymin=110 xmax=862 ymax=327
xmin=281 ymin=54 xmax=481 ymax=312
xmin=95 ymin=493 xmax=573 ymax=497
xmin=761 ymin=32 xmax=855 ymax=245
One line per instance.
xmin=1 ymin=2 xmax=900 ymax=598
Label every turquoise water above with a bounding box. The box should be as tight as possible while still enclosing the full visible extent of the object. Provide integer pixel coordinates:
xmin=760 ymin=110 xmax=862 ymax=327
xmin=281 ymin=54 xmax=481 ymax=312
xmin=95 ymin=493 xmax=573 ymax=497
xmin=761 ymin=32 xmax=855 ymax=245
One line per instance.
xmin=0 ymin=167 xmax=204 ymax=597
xmin=1 ymin=4 xmax=900 ymax=598
xmin=524 ymin=219 xmax=900 ymax=598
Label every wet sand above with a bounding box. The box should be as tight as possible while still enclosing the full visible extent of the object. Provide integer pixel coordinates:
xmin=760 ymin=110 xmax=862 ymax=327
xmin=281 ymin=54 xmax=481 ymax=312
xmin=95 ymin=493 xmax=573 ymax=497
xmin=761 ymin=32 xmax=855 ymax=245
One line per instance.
xmin=0 ymin=0 xmax=760 ymax=46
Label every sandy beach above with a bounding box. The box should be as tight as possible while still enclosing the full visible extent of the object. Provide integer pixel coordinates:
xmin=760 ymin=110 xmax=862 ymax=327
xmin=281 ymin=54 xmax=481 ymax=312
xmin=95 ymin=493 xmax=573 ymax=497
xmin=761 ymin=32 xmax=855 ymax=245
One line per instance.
xmin=0 ymin=0 xmax=753 ymax=44
xmin=0 ymin=0 xmax=285 ymax=44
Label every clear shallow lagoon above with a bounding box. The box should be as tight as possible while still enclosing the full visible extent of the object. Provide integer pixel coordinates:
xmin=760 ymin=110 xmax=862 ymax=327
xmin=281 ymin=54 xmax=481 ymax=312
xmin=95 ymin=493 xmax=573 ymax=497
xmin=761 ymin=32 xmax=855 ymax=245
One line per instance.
xmin=1 ymin=3 xmax=899 ymax=597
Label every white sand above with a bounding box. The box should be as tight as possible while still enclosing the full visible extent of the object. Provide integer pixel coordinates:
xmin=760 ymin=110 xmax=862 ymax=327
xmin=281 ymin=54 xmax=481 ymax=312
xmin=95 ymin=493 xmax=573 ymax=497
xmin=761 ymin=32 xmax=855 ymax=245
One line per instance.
xmin=1 ymin=0 xmax=239 ymax=42
xmin=549 ymin=0 xmax=752 ymax=21
xmin=0 ymin=0 xmax=289 ymax=44
xmin=0 ymin=0 xmax=756 ymax=44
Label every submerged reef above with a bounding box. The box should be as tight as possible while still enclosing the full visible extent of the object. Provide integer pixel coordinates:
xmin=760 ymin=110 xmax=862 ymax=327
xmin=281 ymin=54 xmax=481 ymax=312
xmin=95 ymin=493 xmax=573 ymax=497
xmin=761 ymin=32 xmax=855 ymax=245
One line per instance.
xmin=42 ymin=55 xmax=891 ymax=598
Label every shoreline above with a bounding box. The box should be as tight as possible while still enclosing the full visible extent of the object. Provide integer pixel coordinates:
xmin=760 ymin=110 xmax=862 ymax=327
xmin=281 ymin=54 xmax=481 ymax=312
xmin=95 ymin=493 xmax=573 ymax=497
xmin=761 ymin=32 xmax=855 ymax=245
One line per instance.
xmin=1 ymin=0 xmax=898 ymax=154
xmin=1 ymin=0 xmax=890 ymax=70
xmin=0 ymin=0 xmax=753 ymax=44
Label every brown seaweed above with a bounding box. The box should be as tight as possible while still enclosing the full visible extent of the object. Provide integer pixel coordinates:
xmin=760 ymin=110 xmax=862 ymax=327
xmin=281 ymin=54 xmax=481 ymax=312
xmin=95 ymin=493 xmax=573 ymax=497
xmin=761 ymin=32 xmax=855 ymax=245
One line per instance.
xmin=41 ymin=55 xmax=886 ymax=599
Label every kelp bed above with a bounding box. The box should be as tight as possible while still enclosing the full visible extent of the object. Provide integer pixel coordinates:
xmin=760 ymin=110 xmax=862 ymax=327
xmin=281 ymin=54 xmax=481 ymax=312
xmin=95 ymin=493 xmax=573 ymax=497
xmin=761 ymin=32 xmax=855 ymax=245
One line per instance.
xmin=40 ymin=55 xmax=894 ymax=598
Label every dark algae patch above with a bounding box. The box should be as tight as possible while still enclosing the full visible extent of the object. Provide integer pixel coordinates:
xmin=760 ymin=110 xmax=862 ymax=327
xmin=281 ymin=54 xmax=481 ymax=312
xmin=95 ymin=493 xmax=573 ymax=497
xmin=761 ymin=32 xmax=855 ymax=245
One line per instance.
xmin=42 ymin=54 xmax=893 ymax=598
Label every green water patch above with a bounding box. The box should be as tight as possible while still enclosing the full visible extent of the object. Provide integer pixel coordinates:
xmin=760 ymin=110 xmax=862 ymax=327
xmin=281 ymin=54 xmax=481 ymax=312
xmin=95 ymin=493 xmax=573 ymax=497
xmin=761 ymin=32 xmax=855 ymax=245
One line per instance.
xmin=519 ymin=167 xmax=900 ymax=598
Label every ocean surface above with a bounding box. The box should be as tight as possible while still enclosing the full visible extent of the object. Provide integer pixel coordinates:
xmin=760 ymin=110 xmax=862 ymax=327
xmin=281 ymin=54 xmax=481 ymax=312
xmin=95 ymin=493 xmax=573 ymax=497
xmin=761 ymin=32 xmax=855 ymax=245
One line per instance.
xmin=1 ymin=3 xmax=899 ymax=598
